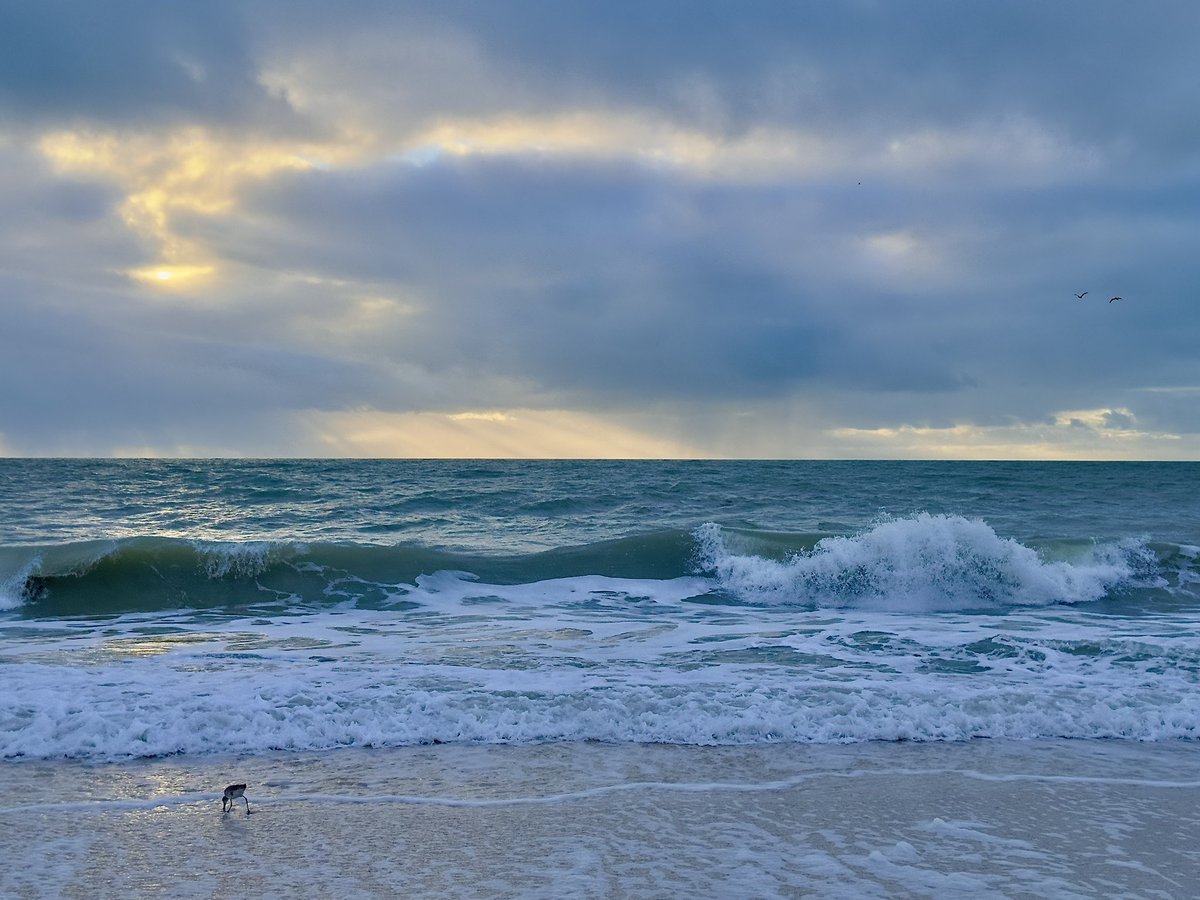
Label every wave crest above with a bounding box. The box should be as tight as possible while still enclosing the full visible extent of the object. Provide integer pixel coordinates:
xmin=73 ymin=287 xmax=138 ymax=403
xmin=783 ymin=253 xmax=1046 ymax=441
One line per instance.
xmin=695 ymin=515 xmax=1151 ymax=610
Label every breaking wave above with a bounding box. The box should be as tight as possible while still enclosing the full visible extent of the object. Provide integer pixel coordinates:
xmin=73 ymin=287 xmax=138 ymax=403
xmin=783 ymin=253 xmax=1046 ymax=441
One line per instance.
xmin=695 ymin=514 xmax=1159 ymax=611
xmin=0 ymin=515 xmax=1179 ymax=618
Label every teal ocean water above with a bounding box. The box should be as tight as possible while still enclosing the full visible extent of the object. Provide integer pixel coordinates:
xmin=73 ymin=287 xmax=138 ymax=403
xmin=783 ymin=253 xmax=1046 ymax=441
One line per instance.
xmin=4 ymin=459 xmax=1200 ymax=896
xmin=2 ymin=459 xmax=1197 ymax=758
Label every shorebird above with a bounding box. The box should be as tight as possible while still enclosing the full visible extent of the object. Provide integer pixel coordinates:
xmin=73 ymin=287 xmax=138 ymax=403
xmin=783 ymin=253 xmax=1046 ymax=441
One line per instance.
xmin=1075 ymin=291 xmax=1088 ymax=299
xmin=222 ymin=783 xmax=250 ymax=815
xmin=1109 ymin=296 xmax=1122 ymax=303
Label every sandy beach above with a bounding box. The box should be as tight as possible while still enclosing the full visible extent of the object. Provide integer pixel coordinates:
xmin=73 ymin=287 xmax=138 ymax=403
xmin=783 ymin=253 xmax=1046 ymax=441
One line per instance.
xmin=3 ymin=739 xmax=1197 ymax=898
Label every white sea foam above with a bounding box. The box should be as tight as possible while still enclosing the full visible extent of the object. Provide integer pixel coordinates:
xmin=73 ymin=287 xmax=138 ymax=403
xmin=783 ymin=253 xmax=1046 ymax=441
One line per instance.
xmin=0 ymin=553 xmax=38 ymax=611
xmin=3 ymin=587 xmax=1200 ymax=760
xmin=2 ymin=656 xmax=1195 ymax=759
xmin=0 ymin=542 xmax=125 ymax=611
xmin=695 ymin=515 xmax=1150 ymax=610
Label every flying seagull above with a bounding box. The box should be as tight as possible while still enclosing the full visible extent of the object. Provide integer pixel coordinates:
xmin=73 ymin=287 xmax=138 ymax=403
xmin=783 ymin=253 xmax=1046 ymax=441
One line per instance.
xmin=222 ymin=783 xmax=250 ymax=815
xmin=1109 ymin=296 xmax=1122 ymax=303
xmin=1075 ymin=291 xmax=1087 ymax=299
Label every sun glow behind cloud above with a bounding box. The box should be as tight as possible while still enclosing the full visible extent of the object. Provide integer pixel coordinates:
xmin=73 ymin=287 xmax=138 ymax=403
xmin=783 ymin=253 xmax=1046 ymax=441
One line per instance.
xmin=831 ymin=407 xmax=1192 ymax=460
xmin=38 ymin=128 xmax=316 ymax=289
xmin=308 ymin=409 xmax=701 ymax=459
xmin=128 ymin=263 xmax=216 ymax=286
xmin=406 ymin=114 xmax=851 ymax=181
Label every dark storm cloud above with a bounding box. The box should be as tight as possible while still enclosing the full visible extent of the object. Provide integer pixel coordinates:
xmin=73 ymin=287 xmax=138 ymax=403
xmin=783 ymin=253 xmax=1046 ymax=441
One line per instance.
xmin=252 ymin=0 xmax=1200 ymax=164
xmin=0 ymin=143 xmax=141 ymax=285
xmin=0 ymin=275 xmax=396 ymax=453
xmin=0 ymin=0 xmax=299 ymax=132
xmin=177 ymin=156 xmax=984 ymax=405
xmin=200 ymin=149 xmax=1198 ymax=406
xmin=7 ymin=0 xmax=1200 ymax=166
xmin=11 ymin=0 xmax=1190 ymax=158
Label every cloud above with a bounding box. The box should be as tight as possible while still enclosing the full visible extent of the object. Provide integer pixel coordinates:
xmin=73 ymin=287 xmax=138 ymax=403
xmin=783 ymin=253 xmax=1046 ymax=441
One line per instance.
xmin=9 ymin=2 xmax=1200 ymax=167
xmin=0 ymin=1 xmax=309 ymax=135
xmin=0 ymin=141 xmax=141 ymax=284
xmin=36 ymin=126 xmax=318 ymax=285
xmin=830 ymin=407 xmax=1194 ymax=461
xmin=0 ymin=271 xmax=399 ymax=454
xmin=174 ymin=156 xmax=1000 ymax=405
xmin=1 ymin=2 xmax=1199 ymax=457
xmin=305 ymin=408 xmax=700 ymax=458
xmin=198 ymin=149 xmax=1195 ymax=407
xmin=246 ymin=1 xmax=1200 ymax=172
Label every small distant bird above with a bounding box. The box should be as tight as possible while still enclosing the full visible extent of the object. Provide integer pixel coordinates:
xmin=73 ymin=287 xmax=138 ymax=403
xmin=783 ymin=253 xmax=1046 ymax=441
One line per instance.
xmin=222 ymin=783 xmax=250 ymax=815
xmin=1075 ymin=291 xmax=1088 ymax=299
xmin=1109 ymin=296 xmax=1122 ymax=303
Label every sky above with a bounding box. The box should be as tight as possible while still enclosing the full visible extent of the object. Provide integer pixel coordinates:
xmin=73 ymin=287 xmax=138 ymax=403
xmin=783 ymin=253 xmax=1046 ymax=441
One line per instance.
xmin=2 ymin=0 xmax=1199 ymax=459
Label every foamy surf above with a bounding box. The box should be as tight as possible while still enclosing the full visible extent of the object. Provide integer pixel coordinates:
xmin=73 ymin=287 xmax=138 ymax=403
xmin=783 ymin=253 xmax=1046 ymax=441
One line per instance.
xmin=2 ymin=460 xmax=1198 ymax=763
xmin=0 ymin=516 xmax=1178 ymax=618
xmin=695 ymin=515 xmax=1157 ymax=611
xmin=4 ymin=587 xmax=1200 ymax=760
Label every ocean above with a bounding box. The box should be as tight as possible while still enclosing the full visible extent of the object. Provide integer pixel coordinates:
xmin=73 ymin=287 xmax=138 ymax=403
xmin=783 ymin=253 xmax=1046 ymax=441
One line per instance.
xmin=2 ymin=459 xmax=1198 ymax=897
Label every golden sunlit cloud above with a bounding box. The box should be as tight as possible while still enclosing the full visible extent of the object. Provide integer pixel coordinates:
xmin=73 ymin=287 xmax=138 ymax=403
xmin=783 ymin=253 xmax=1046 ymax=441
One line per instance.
xmin=39 ymin=127 xmax=316 ymax=290
xmin=1052 ymin=406 xmax=1138 ymax=433
xmin=306 ymin=408 xmax=703 ymax=459
xmin=406 ymin=113 xmax=848 ymax=181
xmin=401 ymin=112 xmax=1096 ymax=187
xmin=449 ymin=411 xmax=514 ymax=422
xmin=30 ymin=106 xmax=1097 ymax=303
xmin=267 ymin=35 xmax=1090 ymax=183
xmin=831 ymin=407 xmax=1190 ymax=460
xmin=128 ymin=264 xmax=217 ymax=286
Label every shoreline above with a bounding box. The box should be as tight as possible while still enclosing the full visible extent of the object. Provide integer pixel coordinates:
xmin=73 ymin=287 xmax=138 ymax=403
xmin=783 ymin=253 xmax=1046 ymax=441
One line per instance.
xmin=3 ymin=739 xmax=1198 ymax=898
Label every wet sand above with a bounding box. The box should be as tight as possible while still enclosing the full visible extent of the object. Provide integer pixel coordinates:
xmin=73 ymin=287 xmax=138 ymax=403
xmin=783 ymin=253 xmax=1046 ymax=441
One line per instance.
xmin=2 ymin=740 xmax=1198 ymax=898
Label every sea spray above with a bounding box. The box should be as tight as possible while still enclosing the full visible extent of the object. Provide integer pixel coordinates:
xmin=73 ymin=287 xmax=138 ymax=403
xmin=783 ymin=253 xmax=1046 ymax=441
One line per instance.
xmin=694 ymin=515 xmax=1153 ymax=610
